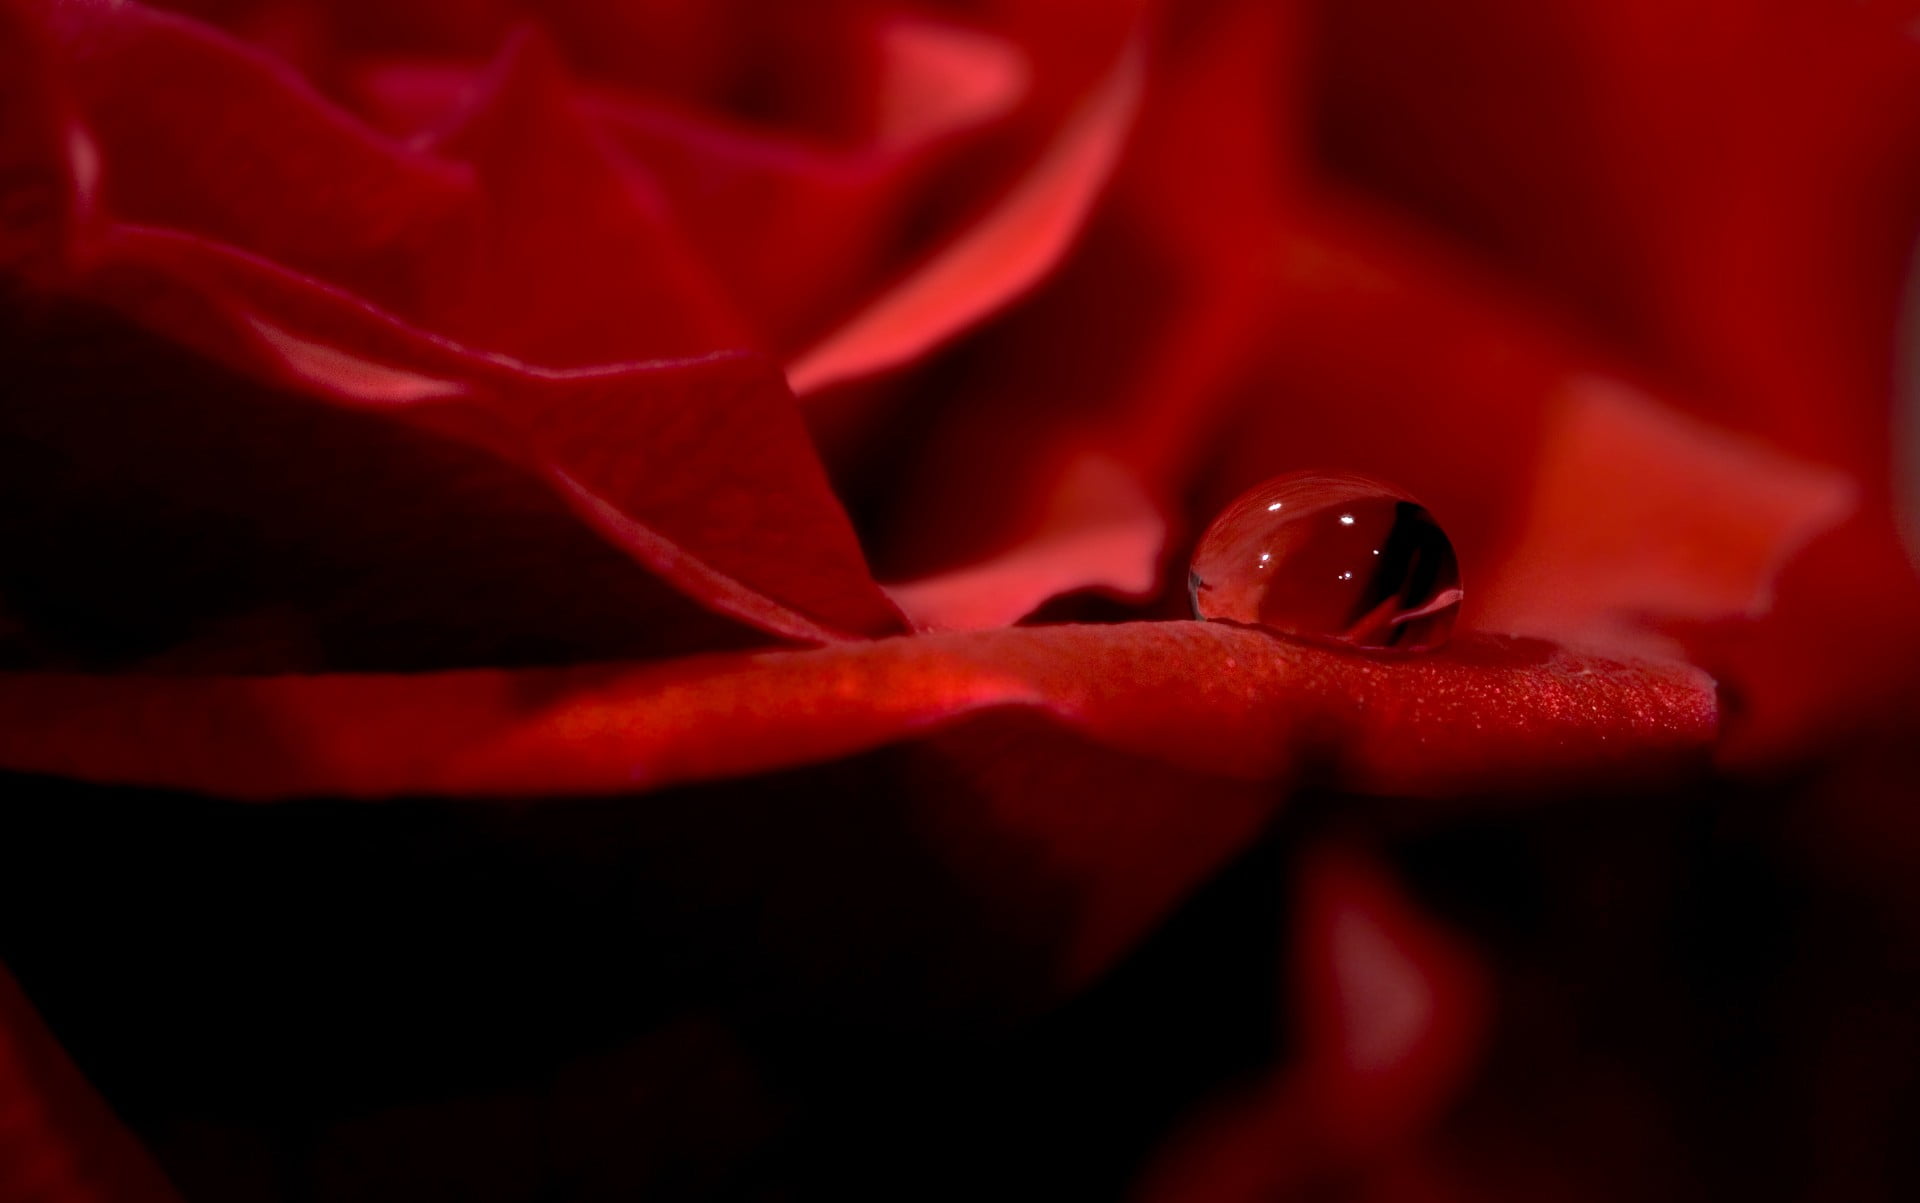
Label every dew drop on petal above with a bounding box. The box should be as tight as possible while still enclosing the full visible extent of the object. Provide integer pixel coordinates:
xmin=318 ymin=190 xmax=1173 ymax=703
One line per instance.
xmin=1189 ymin=471 xmax=1462 ymax=652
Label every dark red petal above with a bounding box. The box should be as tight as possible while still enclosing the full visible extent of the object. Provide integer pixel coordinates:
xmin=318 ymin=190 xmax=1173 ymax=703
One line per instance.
xmin=94 ymin=256 xmax=897 ymax=642
xmin=1 ymin=284 xmax=899 ymax=668
xmin=571 ymin=7 xmax=1093 ymax=361
xmin=405 ymin=27 xmax=744 ymax=365
xmin=1137 ymin=848 xmax=1487 ymax=1202
xmin=0 ymin=0 xmax=87 ymax=277
xmin=1290 ymin=849 xmax=1489 ymax=1153
xmin=0 ymin=961 xmax=182 ymax=1203
xmin=11 ymin=1 xmax=904 ymax=645
xmin=1678 ymin=511 xmax=1920 ymax=767
xmin=0 ymin=626 xmax=1712 ymax=1011
xmin=1117 ymin=0 xmax=1305 ymax=261
xmin=309 ymin=0 xmax=1028 ymax=153
xmin=38 ymin=1 xmax=740 ymax=364
xmin=0 ymin=295 xmax=755 ymax=671
xmin=498 ymin=354 xmax=905 ymax=642
xmin=39 ymin=0 xmax=476 ymax=323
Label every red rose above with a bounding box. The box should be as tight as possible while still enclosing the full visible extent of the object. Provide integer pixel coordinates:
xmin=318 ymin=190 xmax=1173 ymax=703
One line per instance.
xmin=1 ymin=1 xmax=1915 ymax=1199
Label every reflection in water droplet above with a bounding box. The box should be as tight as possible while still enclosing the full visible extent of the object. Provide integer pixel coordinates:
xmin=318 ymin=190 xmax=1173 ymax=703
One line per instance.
xmin=1189 ymin=471 xmax=1462 ymax=652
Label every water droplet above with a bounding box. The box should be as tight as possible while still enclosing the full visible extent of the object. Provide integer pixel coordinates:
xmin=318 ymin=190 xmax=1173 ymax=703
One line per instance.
xmin=1189 ymin=472 xmax=1462 ymax=652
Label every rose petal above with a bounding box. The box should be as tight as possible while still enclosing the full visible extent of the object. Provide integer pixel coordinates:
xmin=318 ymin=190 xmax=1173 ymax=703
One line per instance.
xmin=36 ymin=0 xmax=476 ymax=323
xmin=1476 ymin=379 xmax=1857 ymax=657
xmin=0 ymin=0 xmax=87 ymax=277
xmin=1158 ymin=203 xmax=1589 ymax=587
xmin=849 ymin=198 xmax=1604 ymax=619
xmin=1292 ymin=849 xmax=1488 ymax=1151
xmin=882 ymin=520 xmax=1161 ymax=632
xmin=884 ymin=455 xmax=1166 ymax=630
xmin=834 ymin=2 xmax=1302 ymax=608
xmin=43 ymin=207 xmax=903 ymax=649
xmin=840 ymin=0 xmax=1296 ymax=518
xmin=10 ymin=0 xmax=904 ymax=647
xmin=499 ymin=355 xmax=905 ymax=643
xmin=1314 ymin=0 xmax=1920 ymax=475
xmin=36 ymin=0 xmax=741 ymax=364
xmin=1116 ymin=0 xmax=1305 ymax=260
xmin=0 ymin=625 xmax=1715 ymax=802
xmin=405 ymin=27 xmax=743 ymax=365
xmin=582 ymin=13 xmax=1044 ymax=357
xmin=0 ymin=961 xmax=182 ymax=1203
xmin=0 ymin=286 xmax=897 ymax=668
xmin=0 ymin=627 xmax=1712 ymax=1023
xmin=589 ymin=95 xmax=924 ymax=355
xmin=1136 ymin=847 xmax=1487 ymax=1202
xmin=0 ymin=295 xmax=742 ymax=671
xmin=1677 ymin=512 xmax=1920 ymax=766
xmin=872 ymin=15 xmax=1029 ymax=148
xmin=785 ymin=31 xmax=1143 ymax=395
xmin=625 ymin=7 xmax=1033 ymax=353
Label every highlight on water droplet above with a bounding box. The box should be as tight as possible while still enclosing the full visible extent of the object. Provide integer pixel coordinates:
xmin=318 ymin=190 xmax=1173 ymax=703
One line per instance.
xmin=1188 ymin=471 xmax=1462 ymax=652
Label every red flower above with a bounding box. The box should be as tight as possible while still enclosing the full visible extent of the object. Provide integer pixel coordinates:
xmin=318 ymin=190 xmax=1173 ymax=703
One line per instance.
xmin=1 ymin=1 xmax=1915 ymax=1199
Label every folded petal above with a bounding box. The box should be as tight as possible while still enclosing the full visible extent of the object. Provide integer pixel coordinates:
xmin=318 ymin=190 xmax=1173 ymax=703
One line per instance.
xmin=786 ymin=28 xmax=1142 ymax=394
xmin=34 ymin=0 xmax=476 ymax=323
xmin=7 ymin=1 xmax=905 ymax=649
xmin=0 ymin=285 xmax=897 ymax=669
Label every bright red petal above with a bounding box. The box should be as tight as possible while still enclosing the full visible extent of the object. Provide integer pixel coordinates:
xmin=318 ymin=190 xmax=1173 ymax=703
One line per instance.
xmin=0 ymin=626 xmax=1714 ymax=802
xmin=786 ymin=29 xmax=1142 ymax=394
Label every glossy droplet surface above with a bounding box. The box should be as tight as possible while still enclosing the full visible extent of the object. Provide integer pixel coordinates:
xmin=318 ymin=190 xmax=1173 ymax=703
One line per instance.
xmin=1190 ymin=472 xmax=1462 ymax=652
